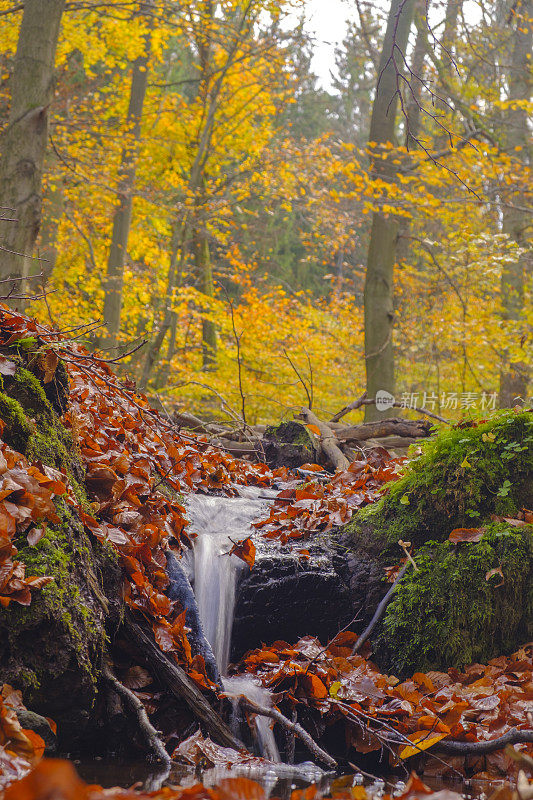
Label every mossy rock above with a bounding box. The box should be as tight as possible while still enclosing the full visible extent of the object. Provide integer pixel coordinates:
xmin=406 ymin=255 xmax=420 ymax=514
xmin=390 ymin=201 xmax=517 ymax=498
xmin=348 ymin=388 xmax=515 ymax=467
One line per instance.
xmin=374 ymin=523 xmax=533 ymax=676
xmin=263 ymin=420 xmax=317 ymax=469
xmin=337 ymin=410 xmax=533 ymax=675
xmin=0 ymin=363 xmax=122 ymax=746
xmin=343 ymin=409 xmax=533 ymax=559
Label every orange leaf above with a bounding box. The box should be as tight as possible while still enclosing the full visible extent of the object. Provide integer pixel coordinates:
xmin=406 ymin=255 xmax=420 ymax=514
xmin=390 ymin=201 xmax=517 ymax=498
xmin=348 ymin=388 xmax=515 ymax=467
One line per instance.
xmin=229 ymin=537 xmax=256 ymax=569
xmin=306 ymin=424 xmax=321 ymax=437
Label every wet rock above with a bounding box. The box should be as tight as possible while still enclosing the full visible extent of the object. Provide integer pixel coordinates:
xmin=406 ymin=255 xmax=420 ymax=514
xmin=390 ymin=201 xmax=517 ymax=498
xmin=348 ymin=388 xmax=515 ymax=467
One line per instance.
xmin=230 ymin=536 xmax=378 ymax=660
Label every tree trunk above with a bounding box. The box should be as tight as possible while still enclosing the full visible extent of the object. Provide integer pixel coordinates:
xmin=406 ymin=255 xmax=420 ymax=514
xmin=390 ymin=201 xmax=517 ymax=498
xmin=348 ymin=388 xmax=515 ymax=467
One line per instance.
xmin=101 ymin=7 xmax=152 ymax=351
xmin=194 ymin=229 xmax=217 ymax=371
xmin=363 ymin=0 xmax=416 ymax=421
xmin=0 ymin=0 xmax=65 ymax=293
xmin=499 ymin=0 xmax=532 ymax=407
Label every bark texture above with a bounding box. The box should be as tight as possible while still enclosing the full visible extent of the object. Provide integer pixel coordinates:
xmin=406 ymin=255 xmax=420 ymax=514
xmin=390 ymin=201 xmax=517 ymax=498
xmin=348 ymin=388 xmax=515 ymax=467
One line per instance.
xmin=0 ymin=0 xmax=65 ymax=289
xmin=499 ymin=0 xmax=532 ymax=408
xmin=102 ymin=6 xmax=152 ymax=349
xmin=363 ymin=0 xmax=416 ymax=421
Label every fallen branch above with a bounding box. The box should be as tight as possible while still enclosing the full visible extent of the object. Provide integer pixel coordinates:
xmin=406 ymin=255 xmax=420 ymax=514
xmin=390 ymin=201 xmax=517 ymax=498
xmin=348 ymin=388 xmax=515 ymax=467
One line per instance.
xmin=435 ymin=728 xmax=533 ymax=755
xmin=296 ymin=407 xmax=349 ymax=472
xmin=239 ymin=698 xmax=337 ymax=769
xmin=124 ymin=614 xmax=244 ymax=750
xmin=102 ymin=662 xmax=171 ymax=767
xmin=352 ymin=561 xmax=412 ymax=655
xmin=336 ymin=418 xmax=432 ymax=443
xmin=382 ymin=727 xmax=533 ymax=755
xmin=331 ymin=395 xmax=449 ymax=424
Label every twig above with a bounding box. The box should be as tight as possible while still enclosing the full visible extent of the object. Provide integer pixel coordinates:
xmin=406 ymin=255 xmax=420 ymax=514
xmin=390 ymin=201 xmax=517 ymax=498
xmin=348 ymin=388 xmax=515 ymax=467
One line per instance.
xmin=331 ymin=392 xmax=368 ymax=423
xmin=102 ymin=662 xmax=171 ymax=766
xmin=352 ymin=561 xmax=412 ymax=655
xmin=239 ymin=698 xmax=337 ymax=769
xmin=284 ymin=349 xmax=312 ymax=409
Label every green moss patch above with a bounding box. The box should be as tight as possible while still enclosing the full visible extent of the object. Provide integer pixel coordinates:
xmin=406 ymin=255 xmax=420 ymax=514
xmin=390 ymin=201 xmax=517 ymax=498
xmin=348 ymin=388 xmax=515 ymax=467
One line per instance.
xmin=344 ymin=410 xmax=532 ymax=556
xmin=0 ymin=363 xmax=120 ymax=718
xmin=374 ymin=523 xmax=533 ymax=675
xmin=0 ymin=367 xmax=87 ymax=503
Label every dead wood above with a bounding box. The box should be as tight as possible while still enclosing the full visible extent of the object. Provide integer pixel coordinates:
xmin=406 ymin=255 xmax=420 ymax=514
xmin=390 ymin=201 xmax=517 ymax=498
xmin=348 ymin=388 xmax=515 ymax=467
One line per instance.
xmin=102 ymin=662 xmax=171 ymax=767
xmin=331 ymin=395 xmax=449 ymax=424
xmin=337 ymin=418 xmax=431 ymax=443
xmin=330 ymin=392 xmax=368 ymax=423
xmin=211 ymin=439 xmax=259 ymax=456
xmin=383 ymin=727 xmax=533 ymax=755
xmin=239 ymin=698 xmax=337 ymax=769
xmin=124 ymin=614 xmax=244 ymax=750
xmin=296 ymin=407 xmax=349 ymax=472
xmin=352 ymin=562 xmax=412 ymax=655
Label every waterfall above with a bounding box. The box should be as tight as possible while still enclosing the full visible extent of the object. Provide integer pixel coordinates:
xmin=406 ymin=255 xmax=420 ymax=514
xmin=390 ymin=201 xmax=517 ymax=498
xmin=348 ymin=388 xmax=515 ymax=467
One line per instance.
xmin=186 ymin=486 xmax=280 ymax=761
xmin=187 ymin=486 xmax=274 ymax=674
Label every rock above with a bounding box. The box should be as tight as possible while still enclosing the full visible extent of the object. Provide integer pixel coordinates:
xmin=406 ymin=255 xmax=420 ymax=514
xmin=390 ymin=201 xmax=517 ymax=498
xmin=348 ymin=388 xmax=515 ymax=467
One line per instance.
xmin=16 ymin=709 xmax=57 ymax=753
xmin=262 ymin=422 xmax=317 ymax=470
xmin=231 ymin=537 xmax=364 ymax=661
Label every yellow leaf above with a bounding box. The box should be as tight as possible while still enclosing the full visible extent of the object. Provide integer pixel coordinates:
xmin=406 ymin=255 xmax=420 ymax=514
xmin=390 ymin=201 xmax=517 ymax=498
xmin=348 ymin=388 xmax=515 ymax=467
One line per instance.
xmin=329 ymin=681 xmax=342 ymax=698
xmin=399 ymin=732 xmax=448 ymax=759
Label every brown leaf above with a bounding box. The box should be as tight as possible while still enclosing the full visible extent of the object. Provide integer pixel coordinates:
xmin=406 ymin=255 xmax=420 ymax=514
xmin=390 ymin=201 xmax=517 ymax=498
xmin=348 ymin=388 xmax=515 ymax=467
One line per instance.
xmin=448 ymin=527 xmax=486 ymax=543
xmin=485 ymin=567 xmax=504 ymax=587
xmin=41 ymin=350 xmax=59 ymax=384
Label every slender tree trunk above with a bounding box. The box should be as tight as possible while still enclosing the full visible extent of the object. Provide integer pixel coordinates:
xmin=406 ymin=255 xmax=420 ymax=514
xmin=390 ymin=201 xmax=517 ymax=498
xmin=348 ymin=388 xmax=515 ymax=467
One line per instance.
xmin=101 ymin=7 xmax=152 ymax=350
xmin=499 ymin=0 xmax=532 ymax=407
xmin=363 ymin=0 xmax=416 ymax=421
xmin=194 ymin=228 xmax=217 ymax=370
xmin=35 ymin=157 xmax=63 ymax=284
xmin=0 ymin=0 xmax=65 ymax=292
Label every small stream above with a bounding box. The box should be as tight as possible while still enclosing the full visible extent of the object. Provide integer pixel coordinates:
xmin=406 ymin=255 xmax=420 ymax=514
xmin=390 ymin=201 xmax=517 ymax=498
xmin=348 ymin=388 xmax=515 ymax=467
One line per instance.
xmin=73 ymin=489 xmax=491 ymax=797
xmin=186 ymin=486 xmax=281 ymax=761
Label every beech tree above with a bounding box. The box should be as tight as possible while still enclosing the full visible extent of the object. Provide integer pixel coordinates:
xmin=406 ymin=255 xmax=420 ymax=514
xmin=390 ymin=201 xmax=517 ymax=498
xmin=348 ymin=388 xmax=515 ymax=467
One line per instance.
xmin=101 ymin=2 xmax=153 ymax=351
xmin=0 ymin=0 xmax=65 ymax=289
xmin=499 ymin=0 xmax=532 ymax=407
xmin=363 ymin=0 xmax=416 ymax=420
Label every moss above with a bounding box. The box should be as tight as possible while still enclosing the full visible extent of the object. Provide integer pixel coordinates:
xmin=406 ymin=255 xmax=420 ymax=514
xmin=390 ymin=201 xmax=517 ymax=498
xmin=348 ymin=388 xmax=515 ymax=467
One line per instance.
xmin=3 ymin=501 xmax=106 ymax=702
xmin=0 ymin=362 xmax=120 ymax=717
xmin=344 ymin=410 xmax=533 ymax=554
xmin=0 ymin=367 xmax=87 ymax=505
xmin=373 ymin=523 xmax=533 ymax=676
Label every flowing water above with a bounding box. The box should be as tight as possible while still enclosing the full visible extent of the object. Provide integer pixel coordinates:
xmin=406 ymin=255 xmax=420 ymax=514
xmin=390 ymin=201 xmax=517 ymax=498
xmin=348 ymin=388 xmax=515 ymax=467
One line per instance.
xmin=186 ymin=486 xmax=281 ymax=760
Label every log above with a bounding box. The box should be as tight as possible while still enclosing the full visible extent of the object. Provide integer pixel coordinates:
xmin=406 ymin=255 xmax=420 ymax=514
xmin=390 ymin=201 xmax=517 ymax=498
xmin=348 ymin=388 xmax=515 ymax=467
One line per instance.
xmin=337 ymin=418 xmax=431 ymax=443
xmin=296 ymin=408 xmax=349 ymax=472
xmin=172 ymin=411 xmax=224 ymax=435
xmin=123 ymin=614 xmax=244 ymax=750
xmin=210 ymin=439 xmax=259 ymax=456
